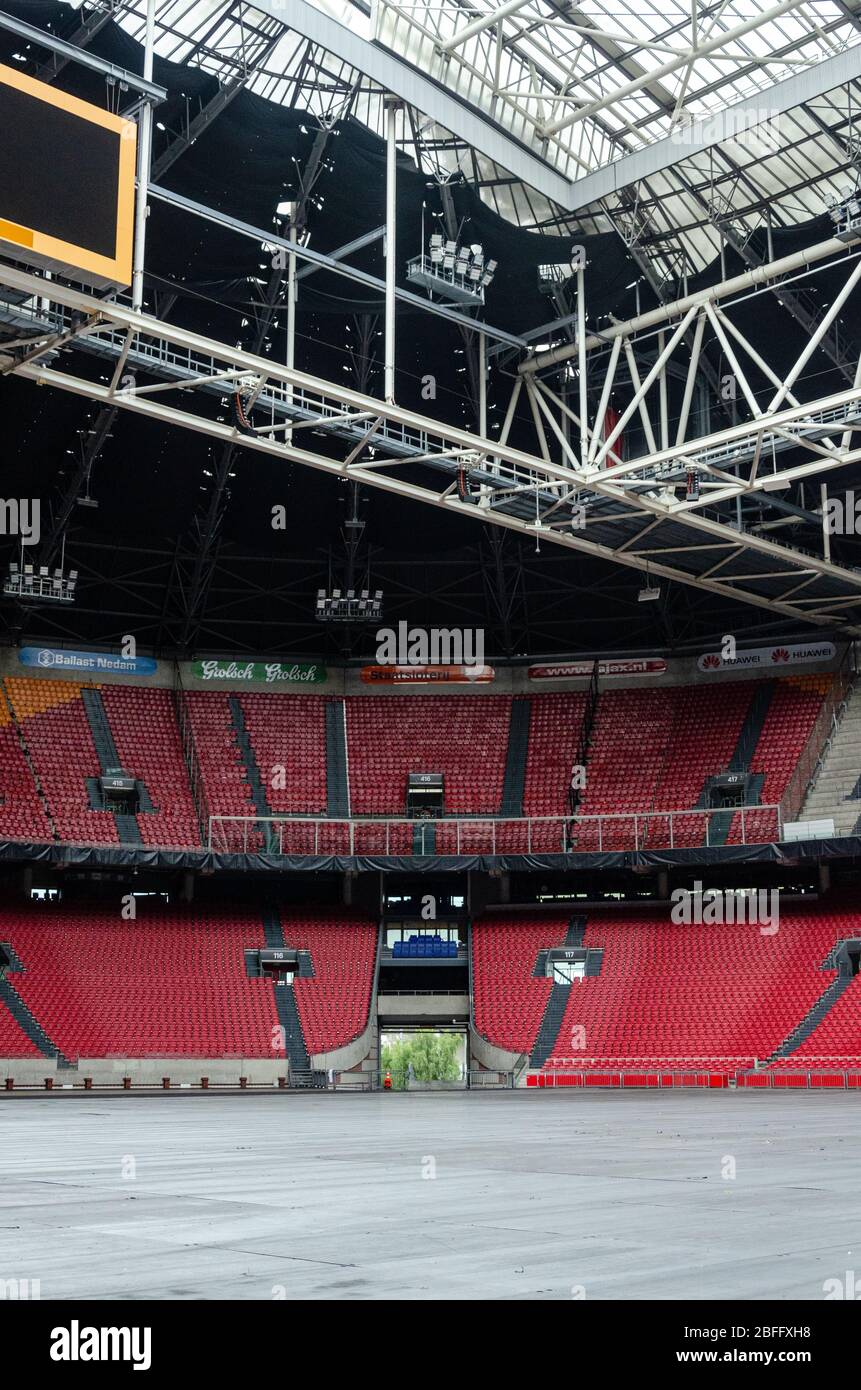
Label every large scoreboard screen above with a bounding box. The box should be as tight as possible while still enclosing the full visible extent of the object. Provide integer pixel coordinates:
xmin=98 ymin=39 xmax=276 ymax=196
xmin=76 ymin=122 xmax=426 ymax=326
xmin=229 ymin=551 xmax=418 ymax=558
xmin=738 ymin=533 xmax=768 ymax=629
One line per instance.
xmin=0 ymin=62 xmax=136 ymax=288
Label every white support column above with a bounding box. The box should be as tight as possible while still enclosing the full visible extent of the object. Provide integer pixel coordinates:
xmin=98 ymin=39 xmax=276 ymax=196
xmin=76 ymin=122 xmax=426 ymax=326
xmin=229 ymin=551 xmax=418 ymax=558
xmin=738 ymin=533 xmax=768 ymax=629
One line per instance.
xmin=525 ymin=380 xmax=552 ymax=463
xmin=622 ymin=340 xmax=658 ymax=455
xmin=286 ymin=211 xmax=298 ymax=410
xmin=822 ymin=483 xmax=831 ymax=562
xmin=479 ymin=330 xmax=487 ymax=437
xmin=768 ymin=257 xmax=861 ymax=413
xmin=131 ymin=0 xmax=156 ymax=313
xmin=842 ymin=352 xmax=861 ymax=450
xmin=588 ymin=334 xmax=622 ymax=463
xmin=522 ymin=233 xmax=851 ymax=374
xmin=675 ymin=310 xmax=704 ymax=446
xmin=658 ymin=329 xmax=668 ymax=451
xmin=593 ymin=306 xmax=698 ymax=468
xmin=498 ymin=376 xmax=523 ymax=449
xmin=705 ymin=303 xmax=762 ymax=419
xmin=384 ymin=99 xmax=401 ymax=405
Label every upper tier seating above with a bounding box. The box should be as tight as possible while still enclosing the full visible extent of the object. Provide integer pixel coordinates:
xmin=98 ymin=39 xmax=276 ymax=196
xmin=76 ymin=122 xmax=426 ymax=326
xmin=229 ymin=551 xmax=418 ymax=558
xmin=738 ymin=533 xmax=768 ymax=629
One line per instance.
xmin=0 ymin=704 xmax=54 ymax=844
xmin=239 ymin=693 xmax=327 ymax=815
xmin=726 ymin=676 xmax=830 ymax=844
xmin=570 ymin=684 xmax=751 ymax=851
xmin=522 ymin=692 xmax=589 ymax=819
xmin=183 ymin=692 xmax=260 ymax=851
xmin=100 ymin=687 xmax=200 ymax=849
xmin=0 ymin=675 xmax=834 ymax=855
xmin=345 ymin=696 xmax=512 ymax=817
xmin=5 ymin=679 xmax=117 ymax=846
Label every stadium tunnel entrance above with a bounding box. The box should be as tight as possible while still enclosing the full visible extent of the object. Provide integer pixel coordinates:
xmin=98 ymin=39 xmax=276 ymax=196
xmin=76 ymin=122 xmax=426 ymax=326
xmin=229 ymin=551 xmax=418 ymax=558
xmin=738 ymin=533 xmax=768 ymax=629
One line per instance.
xmin=378 ymin=1026 xmax=468 ymax=1090
xmin=377 ymin=911 xmax=470 ymax=1087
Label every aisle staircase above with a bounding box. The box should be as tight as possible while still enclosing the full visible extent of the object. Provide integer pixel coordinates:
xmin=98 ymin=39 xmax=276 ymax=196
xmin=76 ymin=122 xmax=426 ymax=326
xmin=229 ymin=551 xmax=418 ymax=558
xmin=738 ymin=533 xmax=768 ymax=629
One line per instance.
xmin=801 ymin=682 xmax=861 ymax=835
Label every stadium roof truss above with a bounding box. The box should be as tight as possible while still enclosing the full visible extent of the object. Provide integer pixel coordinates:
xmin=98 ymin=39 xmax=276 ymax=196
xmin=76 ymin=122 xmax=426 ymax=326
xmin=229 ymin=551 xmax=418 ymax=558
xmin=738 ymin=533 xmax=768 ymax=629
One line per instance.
xmin=3 ymin=229 xmax=861 ymax=631
xmin=4 ymin=1 xmax=861 ymax=639
xmin=103 ymin=0 xmax=861 ymax=247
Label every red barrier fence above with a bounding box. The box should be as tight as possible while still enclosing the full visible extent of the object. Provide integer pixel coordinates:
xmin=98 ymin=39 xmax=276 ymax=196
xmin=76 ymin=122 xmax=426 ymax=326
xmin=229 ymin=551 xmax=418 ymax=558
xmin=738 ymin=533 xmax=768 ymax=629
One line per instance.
xmin=528 ymin=1070 xmax=861 ymax=1090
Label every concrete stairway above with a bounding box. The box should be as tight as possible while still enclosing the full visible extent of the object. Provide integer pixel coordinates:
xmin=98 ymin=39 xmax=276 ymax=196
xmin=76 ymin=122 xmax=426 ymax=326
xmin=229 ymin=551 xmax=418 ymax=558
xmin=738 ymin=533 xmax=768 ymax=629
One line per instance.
xmin=0 ymin=975 xmax=69 ymax=1064
xmin=325 ymin=699 xmax=350 ymax=818
xmin=500 ymin=697 xmax=531 ymax=817
xmin=81 ymin=688 xmax=144 ymax=845
xmin=228 ymin=696 xmax=278 ymax=851
xmin=706 ymin=681 xmax=774 ymax=845
xmin=261 ymin=907 xmax=322 ymax=1086
xmin=529 ymin=981 xmax=570 ymax=1069
xmin=800 ymin=683 xmax=861 ymax=835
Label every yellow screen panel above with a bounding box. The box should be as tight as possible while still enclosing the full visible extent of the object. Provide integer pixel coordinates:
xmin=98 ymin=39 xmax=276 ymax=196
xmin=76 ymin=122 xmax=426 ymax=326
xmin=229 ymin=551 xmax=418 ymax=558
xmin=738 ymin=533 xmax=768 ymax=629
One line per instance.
xmin=0 ymin=62 xmax=136 ymax=288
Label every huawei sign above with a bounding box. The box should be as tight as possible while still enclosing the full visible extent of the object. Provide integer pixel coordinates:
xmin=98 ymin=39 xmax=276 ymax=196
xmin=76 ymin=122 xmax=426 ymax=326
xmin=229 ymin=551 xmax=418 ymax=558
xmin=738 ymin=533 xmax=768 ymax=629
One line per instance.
xmin=697 ymin=642 xmax=835 ymax=673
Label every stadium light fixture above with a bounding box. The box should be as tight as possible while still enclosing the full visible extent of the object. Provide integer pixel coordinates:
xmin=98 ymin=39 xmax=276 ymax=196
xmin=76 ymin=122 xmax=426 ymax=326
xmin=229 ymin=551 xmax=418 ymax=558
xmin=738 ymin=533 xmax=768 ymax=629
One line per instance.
xmin=316 ymin=587 xmax=383 ymax=623
xmin=406 ymin=232 xmax=493 ymax=306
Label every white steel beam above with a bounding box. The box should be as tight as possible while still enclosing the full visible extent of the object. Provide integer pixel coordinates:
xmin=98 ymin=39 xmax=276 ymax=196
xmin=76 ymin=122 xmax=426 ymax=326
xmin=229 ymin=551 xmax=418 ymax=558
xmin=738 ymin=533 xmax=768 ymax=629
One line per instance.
xmin=18 ymin=354 xmax=849 ymax=630
xmin=251 ymin=0 xmax=572 ymax=207
xmin=565 ymin=43 xmax=861 ymax=209
xmin=540 ymin=0 xmax=809 ymax=137
xmin=521 ymin=235 xmax=859 ymax=372
xmin=4 ymin=261 xmax=861 ymax=628
xmin=438 ymin=0 xmax=537 ymax=52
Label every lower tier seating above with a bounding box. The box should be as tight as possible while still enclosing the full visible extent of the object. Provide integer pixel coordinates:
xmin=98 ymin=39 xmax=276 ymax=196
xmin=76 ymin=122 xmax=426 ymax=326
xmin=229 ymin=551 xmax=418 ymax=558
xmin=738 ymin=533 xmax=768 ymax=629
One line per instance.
xmin=472 ymin=915 xmax=569 ymax=1054
xmin=0 ymin=993 xmax=43 ymax=1057
xmin=473 ymin=904 xmax=861 ymax=1068
xmin=0 ymin=905 xmax=376 ymax=1061
xmin=284 ymin=914 xmax=378 ymax=1054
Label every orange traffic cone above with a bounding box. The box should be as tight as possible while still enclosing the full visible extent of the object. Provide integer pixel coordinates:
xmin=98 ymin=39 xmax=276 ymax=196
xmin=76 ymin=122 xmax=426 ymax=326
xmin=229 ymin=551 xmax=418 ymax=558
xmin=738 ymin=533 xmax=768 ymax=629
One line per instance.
xmin=383 ymin=1070 xmax=392 ymax=1091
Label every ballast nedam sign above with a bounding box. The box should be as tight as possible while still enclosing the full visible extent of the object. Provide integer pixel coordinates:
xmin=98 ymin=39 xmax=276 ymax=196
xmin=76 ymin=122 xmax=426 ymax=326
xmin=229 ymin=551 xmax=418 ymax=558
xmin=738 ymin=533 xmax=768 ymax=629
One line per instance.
xmin=192 ymin=660 xmax=326 ymax=684
xmin=18 ymin=646 xmax=157 ymax=676
xmin=696 ymin=642 xmax=836 ymax=673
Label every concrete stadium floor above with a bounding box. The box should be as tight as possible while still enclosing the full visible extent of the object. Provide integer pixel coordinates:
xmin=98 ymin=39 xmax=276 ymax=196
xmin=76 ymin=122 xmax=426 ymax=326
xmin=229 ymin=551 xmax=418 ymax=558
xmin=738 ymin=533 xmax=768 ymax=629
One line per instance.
xmin=0 ymin=1090 xmax=858 ymax=1301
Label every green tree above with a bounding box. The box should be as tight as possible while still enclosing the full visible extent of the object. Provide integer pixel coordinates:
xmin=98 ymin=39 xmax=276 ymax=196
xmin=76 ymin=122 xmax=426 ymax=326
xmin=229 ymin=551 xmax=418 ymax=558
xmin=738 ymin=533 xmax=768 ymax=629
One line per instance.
xmin=381 ymin=1032 xmax=462 ymax=1088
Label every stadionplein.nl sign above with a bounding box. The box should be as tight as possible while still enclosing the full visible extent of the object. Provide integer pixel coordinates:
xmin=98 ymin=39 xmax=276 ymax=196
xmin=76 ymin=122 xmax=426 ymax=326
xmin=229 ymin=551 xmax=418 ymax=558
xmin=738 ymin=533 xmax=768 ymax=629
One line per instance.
xmin=360 ymin=664 xmax=495 ymax=684
xmin=696 ymin=641 xmax=836 ymax=673
xmin=18 ymin=646 xmax=158 ymax=676
xmin=192 ymin=660 xmax=326 ymax=684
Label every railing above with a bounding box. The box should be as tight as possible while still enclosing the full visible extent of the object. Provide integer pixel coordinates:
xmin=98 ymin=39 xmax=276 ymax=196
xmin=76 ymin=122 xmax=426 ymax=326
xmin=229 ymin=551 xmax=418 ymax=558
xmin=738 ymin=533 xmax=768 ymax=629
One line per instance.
xmin=372 ymin=1069 xmax=512 ymax=1091
xmin=207 ymin=805 xmax=783 ymax=856
xmin=530 ymin=1068 xmax=861 ymax=1090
